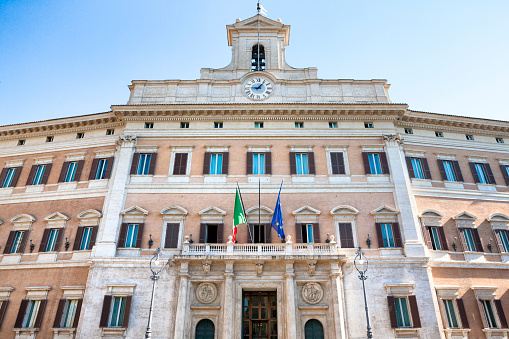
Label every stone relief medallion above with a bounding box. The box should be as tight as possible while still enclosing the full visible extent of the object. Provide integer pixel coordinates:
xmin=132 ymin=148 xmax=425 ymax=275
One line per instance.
xmin=196 ymin=282 xmax=217 ymax=304
xmin=301 ymin=282 xmax=324 ymax=304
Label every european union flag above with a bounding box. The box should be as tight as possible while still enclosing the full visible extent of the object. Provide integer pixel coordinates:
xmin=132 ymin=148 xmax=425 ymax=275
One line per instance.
xmin=271 ymin=182 xmax=285 ymax=241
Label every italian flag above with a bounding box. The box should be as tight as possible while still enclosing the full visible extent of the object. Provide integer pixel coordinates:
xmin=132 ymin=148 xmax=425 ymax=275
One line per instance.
xmin=233 ymin=187 xmax=246 ymax=243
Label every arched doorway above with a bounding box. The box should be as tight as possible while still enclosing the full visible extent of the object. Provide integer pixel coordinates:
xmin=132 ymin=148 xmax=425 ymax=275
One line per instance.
xmin=195 ymin=319 xmax=215 ymax=339
xmin=304 ymin=319 xmax=324 ymax=339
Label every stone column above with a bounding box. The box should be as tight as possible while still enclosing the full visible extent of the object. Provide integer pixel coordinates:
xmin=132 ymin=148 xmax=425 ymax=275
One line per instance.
xmin=93 ymin=134 xmax=137 ymax=257
xmin=330 ymin=262 xmax=347 ymax=339
xmin=383 ymin=134 xmax=426 ymax=257
xmin=222 ymin=260 xmax=234 ymax=339
xmin=284 ymin=261 xmax=297 ymax=339
xmin=174 ymin=261 xmax=190 ymax=339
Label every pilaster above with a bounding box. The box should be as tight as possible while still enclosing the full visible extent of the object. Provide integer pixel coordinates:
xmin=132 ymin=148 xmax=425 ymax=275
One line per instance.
xmin=174 ymin=261 xmax=190 ymax=339
xmin=284 ymin=260 xmax=297 ymax=339
xmin=331 ymin=262 xmax=347 ymax=339
xmin=222 ymin=260 xmax=234 ymax=339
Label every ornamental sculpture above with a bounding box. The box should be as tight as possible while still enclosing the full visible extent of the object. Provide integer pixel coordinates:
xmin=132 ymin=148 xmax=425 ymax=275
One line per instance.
xmin=301 ymin=282 xmax=323 ymax=304
xmin=196 ymin=282 xmax=217 ymax=304
xmin=382 ymin=133 xmax=403 ymax=145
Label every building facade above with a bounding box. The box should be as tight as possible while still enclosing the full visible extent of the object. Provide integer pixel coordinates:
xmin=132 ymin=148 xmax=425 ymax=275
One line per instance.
xmin=1 ymin=14 xmax=509 ymax=339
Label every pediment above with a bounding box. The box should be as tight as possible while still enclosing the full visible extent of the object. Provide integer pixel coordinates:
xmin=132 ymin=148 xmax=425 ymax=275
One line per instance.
xmin=10 ymin=214 xmax=35 ymax=224
xmin=488 ymin=213 xmax=509 ymax=222
xmin=246 ymin=205 xmax=273 ymax=216
xmin=419 ymin=209 xmax=444 ymax=219
xmin=370 ymin=205 xmax=399 ymax=216
xmin=160 ymin=206 xmax=188 ymax=216
xmin=234 ymin=15 xmax=284 ymax=29
xmin=330 ymin=205 xmax=359 ymax=216
xmin=121 ymin=205 xmax=149 ymax=216
xmin=199 ymin=206 xmax=227 ymax=216
xmin=77 ymin=209 xmax=102 ymax=219
xmin=293 ymin=206 xmax=321 ymax=215
xmin=44 ymin=212 xmax=69 ymax=222
xmin=453 ymin=211 xmax=477 ymax=221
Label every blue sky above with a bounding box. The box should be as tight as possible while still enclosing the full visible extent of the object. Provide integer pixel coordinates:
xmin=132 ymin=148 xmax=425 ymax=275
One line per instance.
xmin=1 ymin=0 xmax=508 ymax=125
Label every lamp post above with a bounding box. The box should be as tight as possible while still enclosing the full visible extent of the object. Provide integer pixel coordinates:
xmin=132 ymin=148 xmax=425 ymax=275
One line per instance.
xmin=145 ymin=248 xmax=163 ymax=338
xmin=354 ymin=246 xmax=373 ymax=339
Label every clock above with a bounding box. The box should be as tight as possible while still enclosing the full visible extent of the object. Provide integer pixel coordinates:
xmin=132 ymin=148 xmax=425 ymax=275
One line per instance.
xmin=243 ymin=76 xmax=274 ymax=100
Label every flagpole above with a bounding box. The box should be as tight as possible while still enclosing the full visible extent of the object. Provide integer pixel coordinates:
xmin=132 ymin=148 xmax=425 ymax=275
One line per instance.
xmin=257 ymin=1 xmax=260 ymax=71
xmin=258 ymin=177 xmax=261 ymax=243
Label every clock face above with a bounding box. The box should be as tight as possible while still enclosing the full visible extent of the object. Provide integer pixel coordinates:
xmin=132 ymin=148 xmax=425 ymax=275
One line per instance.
xmin=243 ymin=77 xmax=274 ymax=100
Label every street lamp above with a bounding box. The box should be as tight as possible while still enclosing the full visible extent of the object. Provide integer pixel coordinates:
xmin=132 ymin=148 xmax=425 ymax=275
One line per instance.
xmin=145 ymin=248 xmax=164 ymax=338
xmin=354 ymin=246 xmax=373 ymax=339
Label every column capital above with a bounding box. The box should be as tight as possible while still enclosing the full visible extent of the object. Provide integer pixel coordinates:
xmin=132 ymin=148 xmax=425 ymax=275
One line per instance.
xmin=382 ymin=133 xmax=403 ymax=147
xmin=116 ymin=134 xmax=138 ymax=148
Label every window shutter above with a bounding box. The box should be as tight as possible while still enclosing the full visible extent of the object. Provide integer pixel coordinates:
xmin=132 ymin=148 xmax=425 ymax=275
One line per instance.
xmin=437 ymin=160 xmax=448 ymax=181
xmin=295 ymin=223 xmax=302 ymax=243
xmin=484 ymin=163 xmax=496 ymax=184
xmin=421 ymin=158 xmax=432 ymax=180
xmin=452 ymin=160 xmax=464 ymax=182
xmin=148 ymin=153 xmax=157 ymax=175
xmin=130 ymin=153 xmax=140 ymax=175
xmin=203 ymin=152 xmax=211 ymax=175
xmin=423 ymin=226 xmax=433 ymax=249
xmin=73 ymin=227 xmax=84 ymax=251
xmin=495 ymin=299 xmax=508 ymax=328
xmin=54 ymin=228 xmax=64 ymax=252
xmin=19 ymin=230 xmax=29 ymax=253
xmin=0 ymin=300 xmax=9 ymax=330
xmin=217 ymin=223 xmax=224 ymax=243
xmin=165 ymin=223 xmax=180 ymax=248
xmin=469 ymin=162 xmax=480 ymax=183
xmin=104 ymin=157 xmax=114 ymax=179
xmin=74 ymin=160 xmax=85 ymax=181
xmin=88 ymin=159 xmax=100 ymax=180
xmin=331 ymin=152 xmax=345 ymax=175
xmin=0 ymin=168 xmax=7 ymax=186
xmin=89 ymin=226 xmax=99 ymax=249
xmin=199 ymin=223 xmax=207 ymax=243
xmin=289 ymin=152 xmax=297 ymax=175
xmin=39 ymin=229 xmax=51 ymax=252
xmin=307 ymin=152 xmax=316 ymax=175
xmin=362 ymin=152 xmax=371 ymax=174
xmin=53 ymin=299 xmax=66 ymax=328
xmin=11 ymin=166 xmax=22 ymax=187
xmin=265 ymin=152 xmax=272 ymax=175
xmin=117 ymin=223 xmax=128 ymax=248
xmin=392 ymin=222 xmax=403 ymax=248
xmin=122 ymin=295 xmax=132 ymax=328
xmin=247 ymin=224 xmax=254 ymax=243
xmin=312 ymin=223 xmax=320 ymax=243
xmin=405 ymin=157 xmax=415 ymax=178
xmin=408 ymin=295 xmax=421 ymax=328
xmin=15 ymin=299 xmax=29 ymax=328
xmin=456 ymin=298 xmax=470 ymax=328
xmin=173 ymin=153 xmax=188 ymax=175
xmin=458 ymin=228 xmax=469 ymax=252
xmin=494 ymin=229 xmax=506 ymax=253
xmin=375 ymin=223 xmax=384 ymax=248
xmin=40 ymin=163 xmax=52 ymax=184
xmin=380 ymin=152 xmax=390 ymax=174
xmin=477 ymin=299 xmax=489 ymax=328
xmin=222 ymin=152 xmax=229 ymax=175
xmin=58 ymin=161 xmax=70 ymax=182
xmin=73 ymin=299 xmax=83 ymax=328
xmin=387 ymin=296 xmax=398 ymax=328
xmin=26 ymin=165 xmax=38 ymax=186
xmin=265 ymin=223 xmax=271 ymax=243
xmin=471 ymin=228 xmax=484 ymax=252
xmin=99 ymin=295 xmax=112 ymax=327
xmin=246 ymin=152 xmax=253 ymax=175
xmin=34 ymin=299 xmax=47 ymax=328
xmin=3 ymin=231 xmax=16 ymax=254
xmin=136 ymin=223 xmax=144 ymax=248
xmin=437 ymin=226 xmax=449 ymax=251
xmin=500 ymin=165 xmax=509 ymax=186
xmin=339 ymin=223 xmax=354 ymax=248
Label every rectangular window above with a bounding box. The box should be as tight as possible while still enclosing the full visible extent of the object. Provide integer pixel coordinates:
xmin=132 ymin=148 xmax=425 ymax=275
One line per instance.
xmin=442 ymin=160 xmax=457 ymax=181
xmin=428 ymin=227 xmax=442 ymax=251
xmin=462 ymin=228 xmax=476 ymax=251
xmin=466 ymin=134 xmax=474 ymax=140
xmin=295 ymin=122 xmax=304 ymax=128
xmin=329 ymin=122 xmax=338 ymax=128
xmin=214 ymin=122 xmax=223 ymax=128
xmin=482 ymin=300 xmax=498 ymax=328
xmin=435 ymin=131 xmax=443 ymax=137
xmin=45 ymin=229 xmax=60 ymax=252
xmin=205 ymin=224 xmax=218 ymax=243
xmin=109 ymin=297 xmax=127 ymax=327
xmin=144 ymin=122 xmax=154 ymax=129
xmin=364 ymin=122 xmax=373 ymax=128
xmin=443 ymin=299 xmax=459 ymax=328
xmin=295 ymin=153 xmax=309 ymax=175
xmin=330 ymin=152 xmax=345 ymax=175
xmin=22 ymin=300 xmax=41 ymax=328
xmin=254 ymin=122 xmax=264 ymax=128
xmin=338 ymin=223 xmax=355 ymax=248
xmin=180 ymin=122 xmax=189 ymax=128
xmin=381 ymin=223 xmax=395 ymax=247
xmin=498 ymin=230 xmax=509 ymax=252
xmin=411 ymin=158 xmax=424 ymax=179
xmin=368 ymin=153 xmax=382 ymax=174
xmin=496 ymin=138 xmax=504 ymax=144
xmin=95 ymin=159 xmax=109 ymax=180
xmin=18 ymin=139 xmax=26 ymax=145
xmin=32 ymin=165 xmax=46 ymax=185
xmin=210 ymin=153 xmax=223 ymax=175
xmin=106 ymin=129 xmax=115 ymax=135
xmin=125 ymin=224 xmax=139 ymax=248
xmin=394 ymin=297 xmax=412 ymax=327
xmin=76 ymin=133 xmax=84 ymax=139
xmin=10 ymin=231 xmax=25 ymax=254
xmin=404 ymin=128 xmax=413 ymax=134
xmin=173 ymin=153 xmax=188 ymax=175
xmin=252 ymin=153 xmax=265 ymax=175
xmin=64 ymin=162 xmax=78 ymax=182
xmin=2 ymin=168 xmax=17 ymax=188
xmin=301 ymin=224 xmax=314 ymax=243
xmin=137 ymin=154 xmax=152 ymax=175
xmin=251 ymin=224 xmax=267 ymax=244
xmin=474 ymin=163 xmax=488 ymax=184
xmin=79 ymin=227 xmax=94 ymax=250
xmin=60 ymin=299 xmax=79 ymax=328
xmin=46 ymin=136 xmax=54 ymax=142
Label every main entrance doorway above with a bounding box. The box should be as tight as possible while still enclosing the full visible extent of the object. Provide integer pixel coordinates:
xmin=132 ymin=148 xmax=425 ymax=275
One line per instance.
xmin=242 ymin=291 xmax=277 ymax=339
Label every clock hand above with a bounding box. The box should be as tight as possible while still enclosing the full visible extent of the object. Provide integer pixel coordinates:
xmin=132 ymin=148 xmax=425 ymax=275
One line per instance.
xmin=255 ymin=84 xmax=263 ymax=90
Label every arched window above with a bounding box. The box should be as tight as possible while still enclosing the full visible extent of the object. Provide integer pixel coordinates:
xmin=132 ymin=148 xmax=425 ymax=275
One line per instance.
xmin=195 ymin=319 xmax=215 ymax=339
xmin=251 ymin=44 xmax=265 ymax=71
xmin=304 ymin=319 xmax=324 ymax=339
